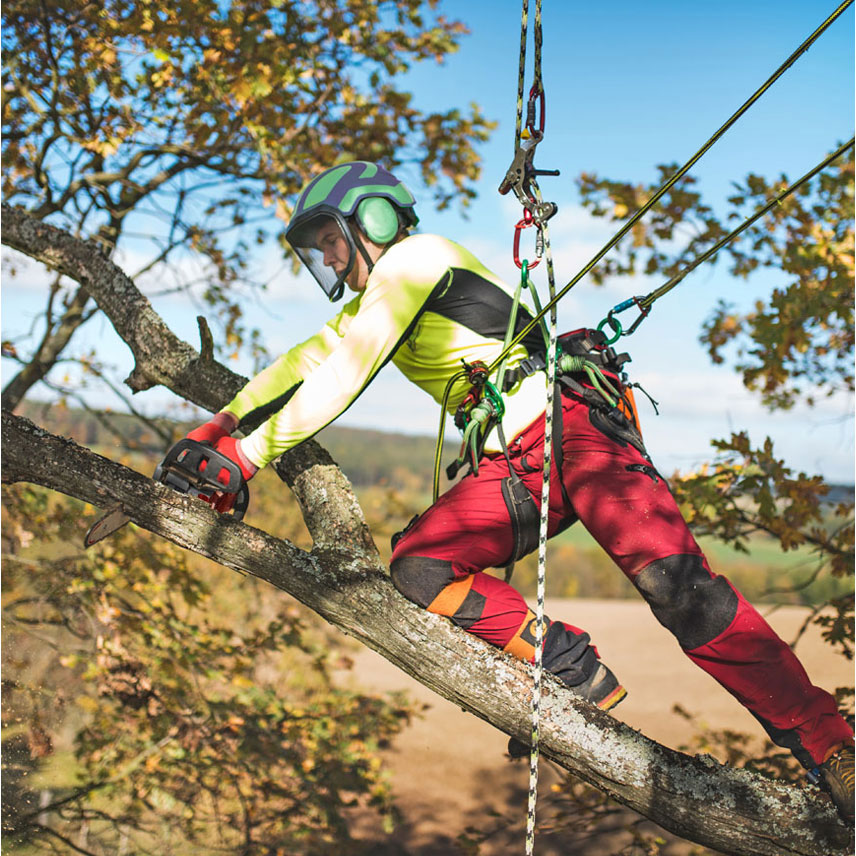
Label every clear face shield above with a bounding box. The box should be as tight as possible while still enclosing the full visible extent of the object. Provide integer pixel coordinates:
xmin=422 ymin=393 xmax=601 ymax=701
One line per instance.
xmin=286 ymin=210 xmax=356 ymax=302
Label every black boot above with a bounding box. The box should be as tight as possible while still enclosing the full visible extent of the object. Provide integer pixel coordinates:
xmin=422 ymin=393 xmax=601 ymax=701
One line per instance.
xmin=816 ymin=744 xmax=855 ymax=825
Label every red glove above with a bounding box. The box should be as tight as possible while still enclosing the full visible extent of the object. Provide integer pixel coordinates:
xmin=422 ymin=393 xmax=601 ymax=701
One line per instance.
xmin=203 ymin=436 xmax=258 ymax=514
xmin=186 ymin=412 xmax=239 ymax=446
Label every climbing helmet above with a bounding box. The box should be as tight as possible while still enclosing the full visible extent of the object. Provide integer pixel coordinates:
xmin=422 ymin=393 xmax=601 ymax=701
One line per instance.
xmin=285 ymin=161 xmax=418 ymax=301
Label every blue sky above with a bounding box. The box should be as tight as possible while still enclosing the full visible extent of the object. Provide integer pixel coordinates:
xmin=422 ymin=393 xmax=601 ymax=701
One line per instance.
xmin=2 ymin=0 xmax=854 ymax=479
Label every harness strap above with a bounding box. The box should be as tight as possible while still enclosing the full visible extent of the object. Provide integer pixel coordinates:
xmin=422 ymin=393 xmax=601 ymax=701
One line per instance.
xmin=501 ymin=329 xmax=631 ymax=393
xmin=496 ymin=422 xmax=540 ymax=583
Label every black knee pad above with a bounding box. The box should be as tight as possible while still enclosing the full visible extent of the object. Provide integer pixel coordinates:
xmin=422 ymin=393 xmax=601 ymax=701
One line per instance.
xmin=389 ymin=556 xmax=455 ymax=608
xmin=634 ymin=554 xmax=738 ymax=650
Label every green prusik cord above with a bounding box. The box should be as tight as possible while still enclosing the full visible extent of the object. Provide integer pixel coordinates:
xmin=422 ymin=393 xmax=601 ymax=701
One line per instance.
xmin=489 ymin=0 xmax=853 ymax=378
xmin=431 ymin=367 xmax=467 ymax=502
xmin=496 ymin=261 xmax=529 ymax=396
xmin=638 ymin=137 xmax=855 ymax=314
xmin=559 ymin=355 xmax=621 ymax=407
xmin=523 ymin=274 xmax=551 ymax=351
xmin=458 ymin=406 xmax=488 ymax=474
xmin=454 ymin=394 xmax=501 ymax=476
xmin=429 ymin=259 xmax=550 ymax=504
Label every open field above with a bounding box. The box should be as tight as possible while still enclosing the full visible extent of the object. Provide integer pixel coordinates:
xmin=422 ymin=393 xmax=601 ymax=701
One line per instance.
xmin=339 ymin=598 xmax=853 ymax=855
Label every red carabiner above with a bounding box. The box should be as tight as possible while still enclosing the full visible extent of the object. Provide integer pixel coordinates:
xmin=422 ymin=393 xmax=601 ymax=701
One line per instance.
xmin=513 ymin=210 xmax=542 ymax=270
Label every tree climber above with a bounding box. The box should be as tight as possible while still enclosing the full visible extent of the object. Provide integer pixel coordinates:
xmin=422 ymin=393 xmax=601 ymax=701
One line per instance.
xmin=185 ymin=161 xmax=855 ymax=823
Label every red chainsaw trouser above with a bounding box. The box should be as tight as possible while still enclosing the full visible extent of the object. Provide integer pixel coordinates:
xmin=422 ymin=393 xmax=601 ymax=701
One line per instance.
xmin=389 ymin=391 xmax=853 ymax=767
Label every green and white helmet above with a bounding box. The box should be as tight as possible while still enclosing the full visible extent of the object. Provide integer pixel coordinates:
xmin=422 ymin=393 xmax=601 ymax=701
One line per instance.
xmin=286 ymin=161 xmax=419 ymax=301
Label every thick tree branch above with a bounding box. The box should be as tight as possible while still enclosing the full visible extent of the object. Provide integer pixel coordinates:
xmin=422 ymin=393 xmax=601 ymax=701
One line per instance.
xmin=1 ymin=203 xmax=239 ymax=404
xmin=2 ymin=410 xmax=850 ymax=856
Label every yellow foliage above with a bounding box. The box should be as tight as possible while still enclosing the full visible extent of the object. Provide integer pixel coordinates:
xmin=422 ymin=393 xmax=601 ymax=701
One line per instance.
xmin=76 ymin=696 xmax=99 ymax=713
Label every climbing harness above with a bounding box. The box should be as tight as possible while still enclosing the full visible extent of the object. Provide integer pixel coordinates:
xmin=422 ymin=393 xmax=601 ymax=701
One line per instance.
xmin=435 ymin=257 xmax=549 ymax=496
xmin=596 ymin=135 xmax=856 ymax=342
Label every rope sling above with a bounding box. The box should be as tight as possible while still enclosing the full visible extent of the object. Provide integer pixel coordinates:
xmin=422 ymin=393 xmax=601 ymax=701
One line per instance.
xmin=428 ymin=3 xmax=853 ymax=852
xmin=597 ymin=136 xmax=855 ymax=342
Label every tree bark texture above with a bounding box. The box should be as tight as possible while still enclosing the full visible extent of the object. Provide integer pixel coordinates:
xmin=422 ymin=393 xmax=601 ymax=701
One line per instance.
xmin=2 ymin=207 xmax=851 ymax=855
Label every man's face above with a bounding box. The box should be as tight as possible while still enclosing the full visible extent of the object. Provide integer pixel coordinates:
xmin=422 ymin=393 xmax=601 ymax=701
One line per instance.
xmin=315 ymin=218 xmax=350 ymax=277
xmin=313 ymin=214 xmax=389 ymax=294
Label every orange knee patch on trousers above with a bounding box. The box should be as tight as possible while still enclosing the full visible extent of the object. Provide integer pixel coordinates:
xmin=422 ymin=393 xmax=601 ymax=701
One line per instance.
xmin=427 ymin=575 xmax=474 ymax=618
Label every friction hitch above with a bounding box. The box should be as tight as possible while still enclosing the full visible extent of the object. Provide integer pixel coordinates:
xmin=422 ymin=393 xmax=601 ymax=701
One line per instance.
xmin=153 ymin=438 xmax=249 ymax=520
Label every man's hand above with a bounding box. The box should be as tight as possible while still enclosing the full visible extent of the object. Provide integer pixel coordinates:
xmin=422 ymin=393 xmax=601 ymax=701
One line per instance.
xmin=203 ymin=436 xmax=258 ymax=514
xmin=186 ymin=412 xmax=239 ymax=446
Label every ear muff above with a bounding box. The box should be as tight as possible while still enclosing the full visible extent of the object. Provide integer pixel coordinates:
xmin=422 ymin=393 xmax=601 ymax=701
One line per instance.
xmin=355 ymin=197 xmax=400 ymax=243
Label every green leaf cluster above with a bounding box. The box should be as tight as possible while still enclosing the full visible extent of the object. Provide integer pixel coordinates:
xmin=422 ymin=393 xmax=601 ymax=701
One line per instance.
xmin=670 ymin=433 xmax=854 ymax=659
xmin=1 ymin=0 xmax=494 ymax=378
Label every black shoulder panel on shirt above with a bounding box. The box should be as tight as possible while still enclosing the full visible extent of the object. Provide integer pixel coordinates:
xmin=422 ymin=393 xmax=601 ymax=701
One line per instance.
xmin=427 ymin=268 xmax=544 ymax=356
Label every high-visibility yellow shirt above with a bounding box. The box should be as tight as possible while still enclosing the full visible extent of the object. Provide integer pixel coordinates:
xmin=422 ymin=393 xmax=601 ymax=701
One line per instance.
xmin=226 ymin=233 xmax=549 ymax=470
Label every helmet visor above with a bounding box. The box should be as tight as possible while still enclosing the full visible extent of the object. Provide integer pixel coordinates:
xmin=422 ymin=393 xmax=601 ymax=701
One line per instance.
xmin=286 ymin=210 xmax=355 ymax=302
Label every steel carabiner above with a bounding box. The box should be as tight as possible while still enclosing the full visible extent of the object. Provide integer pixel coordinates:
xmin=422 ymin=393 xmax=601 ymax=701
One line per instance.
xmin=526 ymin=85 xmax=545 ymax=135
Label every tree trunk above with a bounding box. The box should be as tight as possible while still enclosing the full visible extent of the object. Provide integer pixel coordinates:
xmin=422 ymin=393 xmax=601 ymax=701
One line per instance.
xmin=1 ymin=206 xmax=851 ymax=856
